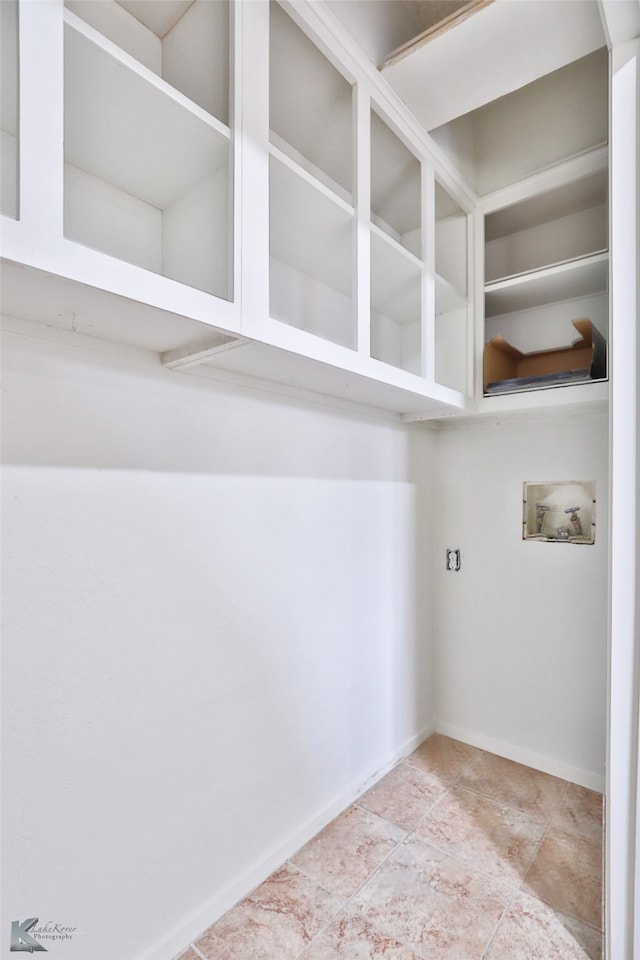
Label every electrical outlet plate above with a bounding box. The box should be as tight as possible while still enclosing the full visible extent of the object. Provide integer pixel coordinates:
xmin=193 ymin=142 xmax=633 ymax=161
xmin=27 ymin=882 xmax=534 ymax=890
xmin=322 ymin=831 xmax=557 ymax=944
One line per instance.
xmin=446 ymin=548 xmax=461 ymax=571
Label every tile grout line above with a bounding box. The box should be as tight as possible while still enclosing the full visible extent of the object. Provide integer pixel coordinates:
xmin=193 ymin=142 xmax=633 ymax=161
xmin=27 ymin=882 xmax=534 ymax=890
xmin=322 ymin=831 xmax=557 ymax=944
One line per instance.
xmin=292 ymin=750 xmax=470 ymax=956
xmin=188 ymin=944 xmax=208 ymax=960
xmin=518 ymin=820 xmax=606 ymax=934
xmin=292 ymin=813 xmax=415 ymax=959
xmin=293 ymin=775 xmax=465 ymax=960
xmin=520 ymin=821 xmax=552 ymax=885
xmin=296 ymin=751 xmax=495 ymax=960
xmin=480 ymin=820 xmax=553 ymax=960
xmin=479 ymin=883 xmax=521 ymax=960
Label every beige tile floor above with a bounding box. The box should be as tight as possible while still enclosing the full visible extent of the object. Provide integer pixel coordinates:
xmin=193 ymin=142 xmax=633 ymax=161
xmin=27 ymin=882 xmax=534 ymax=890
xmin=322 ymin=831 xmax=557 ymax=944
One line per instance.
xmin=179 ymin=735 xmax=604 ymax=960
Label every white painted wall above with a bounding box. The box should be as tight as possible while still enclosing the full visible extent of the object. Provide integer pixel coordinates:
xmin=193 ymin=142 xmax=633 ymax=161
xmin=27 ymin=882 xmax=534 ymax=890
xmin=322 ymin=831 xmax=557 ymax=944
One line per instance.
xmin=0 ymin=330 xmax=436 ymax=960
xmin=433 ymin=411 xmax=609 ymax=789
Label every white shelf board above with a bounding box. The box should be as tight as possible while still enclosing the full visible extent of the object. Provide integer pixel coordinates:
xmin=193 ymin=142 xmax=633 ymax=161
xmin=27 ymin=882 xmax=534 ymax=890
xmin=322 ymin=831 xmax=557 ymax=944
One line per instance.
xmin=370 ymin=222 xmax=422 ymax=268
xmin=269 ymin=132 xmax=353 ymax=208
xmin=270 ymin=156 xmax=353 ymax=298
xmin=477 ymin=377 xmax=609 ymax=414
xmin=485 ymin=253 xmax=608 ymax=317
xmin=485 ymin=169 xmax=608 ymax=242
xmin=64 ymin=16 xmax=229 ymax=210
xmin=403 ymin=377 xmax=609 ymax=423
xmin=269 ymin=141 xmax=354 ymax=215
xmin=0 ymin=258 xmax=224 ymax=353
xmin=436 ymin=273 xmax=467 ymax=315
xmin=199 ymin=334 xmax=462 ymax=416
xmin=371 ymin=228 xmax=421 ymax=326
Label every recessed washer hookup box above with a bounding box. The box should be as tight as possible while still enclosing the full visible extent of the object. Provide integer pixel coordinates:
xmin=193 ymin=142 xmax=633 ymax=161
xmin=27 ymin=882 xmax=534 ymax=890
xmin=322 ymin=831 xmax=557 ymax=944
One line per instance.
xmin=483 ymin=318 xmax=607 ymax=396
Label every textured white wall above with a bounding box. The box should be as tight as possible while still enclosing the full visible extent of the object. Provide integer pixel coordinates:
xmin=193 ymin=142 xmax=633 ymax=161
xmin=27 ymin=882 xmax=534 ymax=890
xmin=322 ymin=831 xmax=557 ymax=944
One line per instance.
xmin=433 ymin=411 xmax=609 ymax=789
xmin=0 ymin=331 xmax=436 ymax=960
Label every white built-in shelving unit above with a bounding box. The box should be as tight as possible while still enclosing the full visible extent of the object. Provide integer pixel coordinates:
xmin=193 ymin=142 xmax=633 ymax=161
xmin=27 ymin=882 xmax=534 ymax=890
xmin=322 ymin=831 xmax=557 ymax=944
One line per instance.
xmin=0 ymin=0 xmax=18 ymax=220
xmin=414 ymin=46 xmax=611 ymax=417
xmin=1 ymin=0 xmax=612 ymax=419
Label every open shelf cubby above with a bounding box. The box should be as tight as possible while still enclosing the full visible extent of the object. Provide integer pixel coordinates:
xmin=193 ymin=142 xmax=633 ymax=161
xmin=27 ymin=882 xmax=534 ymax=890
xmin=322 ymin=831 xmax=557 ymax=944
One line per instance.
xmin=485 ymin=169 xmax=608 ymax=285
xmin=63 ymin=14 xmax=232 ymax=298
xmin=485 ymin=252 xmax=608 ymax=317
xmin=269 ymin=153 xmax=355 ymax=349
xmin=270 ymin=1 xmax=353 ymax=202
xmin=0 ymin=0 xmax=18 ymax=220
xmin=370 ymin=228 xmax=422 ymax=375
xmin=65 ymin=0 xmax=229 ymax=124
xmin=370 ymin=107 xmax=422 ymax=256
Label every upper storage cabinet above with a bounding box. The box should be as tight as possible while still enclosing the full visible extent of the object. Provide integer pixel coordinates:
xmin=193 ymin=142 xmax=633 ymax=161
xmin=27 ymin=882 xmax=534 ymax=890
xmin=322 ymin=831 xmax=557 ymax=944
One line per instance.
xmin=269 ymin=1 xmax=355 ymax=348
xmin=370 ymin=108 xmax=422 ymax=374
xmin=0 ymin=0 xmax=18 ymax=220
xmin=3 ymin=0 xmax=475 ymax=415
xmin=63 ymin=0 xmax=232 ymax=299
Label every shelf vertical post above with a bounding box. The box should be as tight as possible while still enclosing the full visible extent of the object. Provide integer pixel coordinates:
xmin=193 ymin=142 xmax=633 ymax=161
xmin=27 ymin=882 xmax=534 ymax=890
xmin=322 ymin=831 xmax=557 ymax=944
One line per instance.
xmin=228 ymin=0 xmax=239 ymax=308
xmin=423 ymin=161 xmax=436 ymax=382
xmin=17 ymin=0 xmax=64 ymax=240
xmin=237 ymin=0 xmax=270 ymax=336
xmin=354 ymin=82 xmax=370 ymax=357
xmin=472 ymin=205 xmax=484 ymax=401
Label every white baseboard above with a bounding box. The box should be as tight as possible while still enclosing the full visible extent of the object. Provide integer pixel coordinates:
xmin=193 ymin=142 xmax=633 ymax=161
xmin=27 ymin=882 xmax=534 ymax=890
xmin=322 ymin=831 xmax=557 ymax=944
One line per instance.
xmin=141 ymin=721 xmax=435 ymax=960
xmin=435 ymin=720 xmax=605 ymax=793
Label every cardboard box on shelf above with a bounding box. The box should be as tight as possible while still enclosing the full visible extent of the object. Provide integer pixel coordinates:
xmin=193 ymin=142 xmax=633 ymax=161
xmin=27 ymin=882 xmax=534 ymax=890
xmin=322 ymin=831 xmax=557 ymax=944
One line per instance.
xmin=483 ymin=318 xmax=606 ymax=395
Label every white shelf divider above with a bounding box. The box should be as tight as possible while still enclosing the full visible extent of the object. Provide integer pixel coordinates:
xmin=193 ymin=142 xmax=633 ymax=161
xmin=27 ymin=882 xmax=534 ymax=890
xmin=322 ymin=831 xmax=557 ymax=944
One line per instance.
xmin=269 ymin=131 xmax=352 ymax=208
xmin=64 ymin=10 xmax=230 ymax=135
xmin=486 ymin=247 xmax=608 ymax=288
xmin=268 ymin=140 xmax=354 ymax=216
xmin=485 ymin=251 xmax=609 ymax=316
xmin=436 ymin=273 xmax=468 ymax=315
xmin=370 ymin=221 xmax=422 ymax=270
xmin=370 ymin=229 xmax=421 ymax=327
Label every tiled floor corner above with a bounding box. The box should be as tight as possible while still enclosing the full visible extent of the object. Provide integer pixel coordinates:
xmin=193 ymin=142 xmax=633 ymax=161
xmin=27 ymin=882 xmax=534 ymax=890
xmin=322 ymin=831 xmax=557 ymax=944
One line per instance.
xmin=179 ymin=735 xmax=604 ymax=960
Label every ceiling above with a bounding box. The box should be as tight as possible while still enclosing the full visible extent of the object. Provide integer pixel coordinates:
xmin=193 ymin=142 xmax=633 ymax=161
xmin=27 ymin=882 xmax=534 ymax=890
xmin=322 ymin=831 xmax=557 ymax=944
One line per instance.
xmin=329 ymin=0 xmax=608 ymax=130
xmin=116 ymin=0 xmax=195 ymax=39
xmin=391 ymin=0 xmax=480 ymax=40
